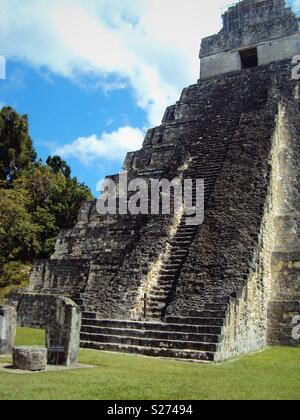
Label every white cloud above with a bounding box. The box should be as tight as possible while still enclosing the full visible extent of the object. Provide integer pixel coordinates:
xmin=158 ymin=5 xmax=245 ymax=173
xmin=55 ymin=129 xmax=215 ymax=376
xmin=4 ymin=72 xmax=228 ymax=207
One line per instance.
xmin=56 ymin=126 xmax=144 ymax=165
xmin=4 ymin=0 xmax=297 ymax=168
xmin=0 ymin=0 xmax=228 ymax=126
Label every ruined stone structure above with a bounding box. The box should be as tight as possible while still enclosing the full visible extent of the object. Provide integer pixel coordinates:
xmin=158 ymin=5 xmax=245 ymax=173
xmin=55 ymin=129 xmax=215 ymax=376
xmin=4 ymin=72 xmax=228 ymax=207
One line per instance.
xmin=0 ymin=306 xmax=16 ymax=355
xmin=200 ymin=0 xmax=300 ymax=79
xmin=17 ymin=294 xmax=81 ymax=366
xmin=17 ymin=0 xmax=300 ymax=362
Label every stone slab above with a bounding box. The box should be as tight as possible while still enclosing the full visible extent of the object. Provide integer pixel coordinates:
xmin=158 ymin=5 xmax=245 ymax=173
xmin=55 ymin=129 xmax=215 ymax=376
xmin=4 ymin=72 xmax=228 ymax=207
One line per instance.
xmin=0 ymin=306 xmax=17 ymax=355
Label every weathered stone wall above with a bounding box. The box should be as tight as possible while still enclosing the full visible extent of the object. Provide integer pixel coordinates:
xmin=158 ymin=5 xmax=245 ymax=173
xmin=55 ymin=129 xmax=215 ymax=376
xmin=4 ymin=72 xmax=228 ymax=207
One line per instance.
xmin=215 ymin=91 xmax=300 ymax=360
xmin=29 ymin=259 xmax=90 ymax=295
xmin=214 ymin=103 xmax=280 ymax=361
xmin=201 ymin=0 xmax=298 ymax=56
xmin=16 ymin=294 xmax=81 ymax=366
xmin=200 ymin=51 xmax=241 ymax=80
xmin=200 ymin=0 xmax=299 ymax=79
xmin=200 ymin=33 xmax=300 ymax=80
xmin=267 ymin=92 xmax=300 ymax=348
xmin=167 ymin=62 xmax=287 ymax=317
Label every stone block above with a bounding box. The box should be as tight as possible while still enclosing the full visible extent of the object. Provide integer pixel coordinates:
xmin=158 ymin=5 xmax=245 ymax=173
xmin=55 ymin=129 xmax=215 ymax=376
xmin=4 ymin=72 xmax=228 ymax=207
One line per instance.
xmin=46 ymin=299 xmax=82 ymax=367
xmin=13 ymin=346 xmax=47 ymax=371
xmin=0 ymin=305 xmax=17 ymax=355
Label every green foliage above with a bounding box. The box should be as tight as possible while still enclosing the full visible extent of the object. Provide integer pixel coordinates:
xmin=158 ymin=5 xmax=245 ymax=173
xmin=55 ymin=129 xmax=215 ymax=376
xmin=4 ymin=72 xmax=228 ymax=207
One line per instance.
xmin=0 ymin=108 xmax=93 ymax=298
xmin=13 ymin=164 xmax=92 ymax=257
xmin=0 ymin=262 xmax=31 ymax=302
xmin=46 ymin=155 xmax=71 ymax=178
xmin=0 ymin=107 xmax=36 ymax=177
xmin=0 ymin=189 xmax=42 ymax=263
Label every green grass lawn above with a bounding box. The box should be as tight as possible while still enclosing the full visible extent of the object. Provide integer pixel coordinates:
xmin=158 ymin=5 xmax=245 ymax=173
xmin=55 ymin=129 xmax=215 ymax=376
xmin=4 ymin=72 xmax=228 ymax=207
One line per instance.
xmin=0 ymin=327 xmax=299 ymax=400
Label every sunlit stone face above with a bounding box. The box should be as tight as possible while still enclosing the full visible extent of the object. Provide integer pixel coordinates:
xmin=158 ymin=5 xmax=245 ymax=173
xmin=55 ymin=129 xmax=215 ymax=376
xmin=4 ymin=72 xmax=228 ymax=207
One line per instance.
xmin=0 ymin=315 xmax=6 ymax=340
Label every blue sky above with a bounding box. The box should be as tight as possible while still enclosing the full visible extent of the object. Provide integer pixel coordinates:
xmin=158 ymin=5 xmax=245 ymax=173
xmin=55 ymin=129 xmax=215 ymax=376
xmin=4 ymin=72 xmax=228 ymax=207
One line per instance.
xmin=0 ymin=0 xmax=299 ymax=193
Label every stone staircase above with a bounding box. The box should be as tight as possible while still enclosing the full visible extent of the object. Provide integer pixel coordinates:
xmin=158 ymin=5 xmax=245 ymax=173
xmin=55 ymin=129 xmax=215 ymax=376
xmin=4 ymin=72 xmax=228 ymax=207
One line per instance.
xmin=146 ymin=220 xmax=198 ymax=319
xmin=79 ymin=297 xmax=231 ymax=362
xmin=73 ymin=119 xmax=239 ymax=361
xmin=146 ymin=134 xmax=235 ymax=320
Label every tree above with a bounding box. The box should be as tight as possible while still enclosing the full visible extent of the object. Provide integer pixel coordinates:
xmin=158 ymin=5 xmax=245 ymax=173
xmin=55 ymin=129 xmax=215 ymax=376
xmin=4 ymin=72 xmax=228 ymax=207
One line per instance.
xmin=14 ymin=161 xmax=93 ymax=257
xmin=0 ymin=189 xmax=41 ymax=264
xmin=46 ymin=155 xmax=71 ymax=178
xmin=0 ymin=107 xmax=37 ymax=177
xmin=0 ymin=107 xmax=93 ymax=300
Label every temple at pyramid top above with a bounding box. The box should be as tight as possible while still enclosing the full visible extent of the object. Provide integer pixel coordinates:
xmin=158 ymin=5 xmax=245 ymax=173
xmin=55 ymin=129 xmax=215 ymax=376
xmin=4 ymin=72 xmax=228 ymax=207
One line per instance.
xmin=200 ymin=0 xmax=300 ymax=79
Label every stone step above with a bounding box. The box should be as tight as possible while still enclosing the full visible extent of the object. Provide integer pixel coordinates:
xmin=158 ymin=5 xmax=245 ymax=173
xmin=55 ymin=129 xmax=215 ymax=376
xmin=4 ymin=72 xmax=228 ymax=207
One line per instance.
xmin=166 ymin=252 xmax=186 ymax=259
xmin=147 ymin=302 xmax=165 ymax=311
xmin=80 ymin=341 xmax=215 ymax=362
xmin=174 ymin=236 xmax=194 ymax=243
xmin=147 ymin=308 xmax=163 ymax=315
xmin=176 ymin=226 xmax=197 ymax=232
xmin=149 ymin=291 xmax=169 ymax=298
xmin=152 ymin=284 xmax=173 ymax=290
xmin=175 ymin=231 xmax=195 ymax=237
xmin=185 ymin=310 xmax=227 ymax=319
xmin=149 ymin=293 xmax=170 ymax=301
xmin=170 ymin=243 xmax=190 ymax=249
xmin=158 ymin=276 xmax=176 ymax=282
xmin=156 ymin=280 xmax=176 ymax=288
xmin=82 ymin=319 xmax=222 ymax=335
xmin=171 ymin=247 xmax=187 ymax=251
xmin=166 ymin=316 xmax=225 ymax=327
xmin=82 ymin=312 xmax=97 ymax=319
xmin=204 ymin=303 xmax=229 ymax=311
xmin=148 ymin=297 xmax=167 ymax=305
xmin=154 ymin=277 xmax=172 ymax=285
xmin=147 ymin=316 xmax=163 ymax=322
xmin=163 ymin=263 xmax=182 ymax=270
xmin=81 ymin=325 xmax=220 ymax=343
xmin=167 ymin=255 xmax=185 ymax=262
xmin=159 ymin=268 xmax=180 ymax=275
xmin=170 ymin=241 xmax=191 ymax=247
xmin=160 ymin=269 xmax=179 ymax=275
xmin=80 ymin=332 xmax=218 ymax=352
xmin=150 ymin=286 xmax=172 ymax=293
xmin=152 ymin=281 xmax=173 ymax=288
